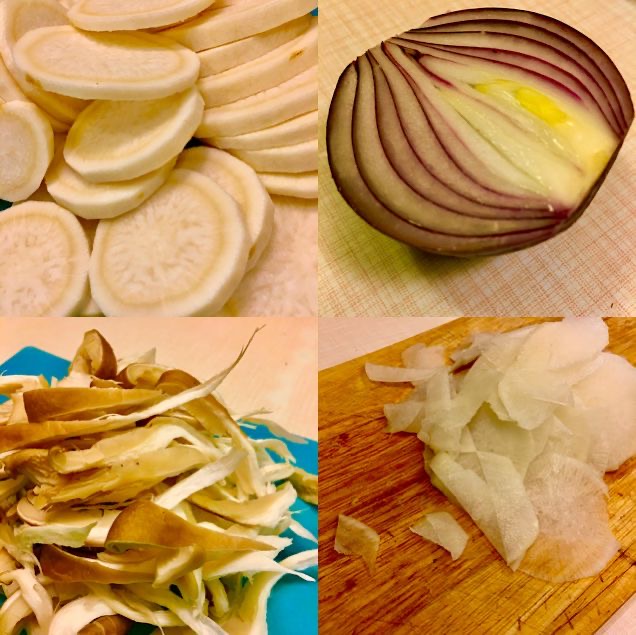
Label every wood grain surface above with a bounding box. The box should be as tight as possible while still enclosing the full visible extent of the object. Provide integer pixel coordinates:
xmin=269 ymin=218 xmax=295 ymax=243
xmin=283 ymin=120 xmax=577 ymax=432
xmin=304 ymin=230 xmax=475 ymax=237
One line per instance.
xmin=318 ymin=318 xmax=636 ymax=634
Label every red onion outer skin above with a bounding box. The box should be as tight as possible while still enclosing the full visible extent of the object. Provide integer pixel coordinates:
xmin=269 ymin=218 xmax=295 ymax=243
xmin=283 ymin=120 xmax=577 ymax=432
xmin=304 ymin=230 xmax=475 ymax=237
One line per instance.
xmin=326 ymin=8 xmax=634 ymax=257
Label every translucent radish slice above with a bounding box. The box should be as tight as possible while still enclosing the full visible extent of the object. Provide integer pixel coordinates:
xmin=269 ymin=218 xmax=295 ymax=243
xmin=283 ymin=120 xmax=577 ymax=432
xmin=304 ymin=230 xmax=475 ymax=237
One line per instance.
xmin=0 ymin=100 xmax=53 ymax=202
xmin=410 ymin=512 xmax=468 ymax=560
xmin=64 ymin=86 xmax=203 ymax=182
xmin=13 ymin=26 xmax=199 ymax=100
xmin=520 ymin=453 xmax=619 ymax=582
xmin=89 ymin=168 xmax=249 ymax=316
xmin=572 ymin=353 xmax=636 ymax=471
xmin=164 ymin=0 xmax=315 ymax=52
xmin=176 ymin=147 xmax=273 ymax=270
xmin=0 ymin=201 xmax=90 ymax=315
xmin=68 ymin=0 xmax=216 ymax=31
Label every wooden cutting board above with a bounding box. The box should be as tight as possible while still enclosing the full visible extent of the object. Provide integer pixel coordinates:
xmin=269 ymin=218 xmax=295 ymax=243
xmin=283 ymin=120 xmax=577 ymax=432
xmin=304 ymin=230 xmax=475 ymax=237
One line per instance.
xmin=318 ymin=318 xmax=636 ymax=634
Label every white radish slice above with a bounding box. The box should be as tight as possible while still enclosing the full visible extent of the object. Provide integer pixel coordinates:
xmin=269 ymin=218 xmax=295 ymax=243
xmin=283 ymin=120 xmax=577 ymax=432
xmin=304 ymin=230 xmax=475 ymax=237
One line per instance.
xmin=0 ymin=0 xmax=87 ymax=126
xmin=13 ymin=26 xmax=200 ymax=100
xmin=230 ymin=139 xmax=317 ymax=174
xmin=197 ymin=67 xmax=316 ymax=137
xmin=0 ymin=101 xmax=53 ymax=202
xmin=208 ymin=110 xmax=317 ymax=151
xmin=198 ymin=19 xmax=317 ymax=106
xmin=520 ymin=453 xmax=619 ymax=582
xmin=177 ymin=147 xmax=273 ymax=270
xmin=410 ymin=512 xmax=468 ymax=560
xmin=64 ymin=86 xmax=203 ymax=182
xmin=89 ymin=168 xmax=249 ymax=316
xmin=197 ymin=14 xmax=311 ymax=76
xmin=0 ymin=201 xmax=90 ymax=315
xmin=257 ymin=171 xmax=317 ymax=199
xmin=68 ymin=0 xmax=216 ymax=32
xmin=572 ymin=352 xmax=636 ymax=471
xmin=163 ymin=0 xmax=315 ymax=52
xmin=46 ymin=148 xmax=176 ymax=220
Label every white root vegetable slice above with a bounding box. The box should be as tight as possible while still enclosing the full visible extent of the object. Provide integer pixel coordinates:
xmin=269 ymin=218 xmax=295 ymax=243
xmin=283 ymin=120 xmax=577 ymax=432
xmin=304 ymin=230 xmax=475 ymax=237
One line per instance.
xmin=197 ymin=14 xmax=311 ymax=76
xmin=257 ymin=171 xmax=317 ymax=199
xmin=196 ymin=66 xmax=316 ymax=137
xmin=520 ymin=453 xmax=619 ymax=582
xmin=209 ymin=109 xmax=317 ymax=151
xmin=198 ymin=18 xmax=317 ymax=106
xmin=89 ymin=168 xmax=249 ymax=316
xmin=68 ymin=0 xmax=216 ymax=31
xmin=64 ymin=86 xmax=203 ymax=182
xmin=334 ymin=514 xmax=380 ymax=574
xmin=383 ymin=400 xmax=424 ymax=433
xmin=410 ymin=512 xmax=468 ymax=560
xmin=0 ymin=201 xmax=90 ymax=315
xmin=177 ymin=146 xmax=273 ymax=270
xmin=164 ymin=0 xmax=315 ymax=52
xmin=229 ymin=139 xmax=317 ymax=174
xmin=13 ymin=26 xmax=200 ymax=100
xmin=0 ymin=101 xmax=53 ymax=201
xmin=0 ymin=0 xmax=87 ymax=126
xmin=46 ymin=149 xmax=176 ymax=220
xmin=0 ymin=55 xmax=27 ymax=103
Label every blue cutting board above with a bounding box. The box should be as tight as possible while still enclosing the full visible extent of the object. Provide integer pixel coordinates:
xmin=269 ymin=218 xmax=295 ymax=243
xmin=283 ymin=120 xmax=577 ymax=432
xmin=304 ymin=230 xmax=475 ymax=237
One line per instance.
xmin=0 ymin=347 xmax=317 ymax=635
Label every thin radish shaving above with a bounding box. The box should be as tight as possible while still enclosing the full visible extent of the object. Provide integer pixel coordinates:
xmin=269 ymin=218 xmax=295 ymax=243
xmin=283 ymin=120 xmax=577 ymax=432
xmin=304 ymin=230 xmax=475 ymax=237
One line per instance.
xmin=368 ymin=318 xmax=635 ymax=581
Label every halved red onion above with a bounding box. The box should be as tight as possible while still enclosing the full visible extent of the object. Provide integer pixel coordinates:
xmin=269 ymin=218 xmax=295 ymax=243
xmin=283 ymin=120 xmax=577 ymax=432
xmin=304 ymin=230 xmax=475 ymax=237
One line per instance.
xmin=326 ymin=8 xmax=633 ymax=257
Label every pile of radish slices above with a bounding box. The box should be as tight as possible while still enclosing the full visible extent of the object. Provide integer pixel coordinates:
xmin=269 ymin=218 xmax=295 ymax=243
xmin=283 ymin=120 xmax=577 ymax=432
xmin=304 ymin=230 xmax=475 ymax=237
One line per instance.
xmin=0 ymin=0 xmax=317 ymax=316
xmin=327 ymin=8 xmax=633 ymax=257
xmin=367 ymin=318 xmax=636 ymax=582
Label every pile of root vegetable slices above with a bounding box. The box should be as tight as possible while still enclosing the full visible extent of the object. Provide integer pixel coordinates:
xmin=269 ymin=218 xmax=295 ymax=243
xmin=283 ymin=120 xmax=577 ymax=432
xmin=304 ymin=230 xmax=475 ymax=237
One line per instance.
xmin=0 ymin=330 xmax=317 ymax=634
xmin=0 ymin=0 xmax=318 ymax=316
xmin=367 ymin=318 xmax=636 ymax=582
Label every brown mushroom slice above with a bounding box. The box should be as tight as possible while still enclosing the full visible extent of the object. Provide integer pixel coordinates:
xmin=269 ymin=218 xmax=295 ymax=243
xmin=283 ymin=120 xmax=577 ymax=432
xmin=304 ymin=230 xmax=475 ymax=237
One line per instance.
xmin=23 ymin=387 xmax=164 ymax=422
xmin=70 ymin=330 xmax=117 ymax=379
xmin=105 ymin=500 xmax=276 ymax=554
xmin=40 ymin=545 xmax=155 ymax=584
xmin=334 ymin=514 xmax=380 ymax=574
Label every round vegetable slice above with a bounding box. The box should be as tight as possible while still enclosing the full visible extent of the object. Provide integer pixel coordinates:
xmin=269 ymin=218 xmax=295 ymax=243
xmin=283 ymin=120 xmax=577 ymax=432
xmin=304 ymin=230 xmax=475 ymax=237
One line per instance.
xmin=197 ymin=14 xmax=311 ymax=76
xmin=46 ymin=149 xmax=176 ymax=220
xmin=230 ymin=139 xmax=317 ymax=174
xmin=0 ymin=0 xmax=87 ymax=127
xmin=68 ymin=0 xmax=217 ymax=31
xmin=64 ymin=86 xmax=203 ymax=182
xmin=0 ymin=100 xmax=53 ymax=202
xmin=163 ymin=0 xmax=315 ymax=52
xmin=326 ymin=8 xmax=634 ymax=256
xmin=208 ymin=109 xmax=317 ymax=150
xmin=0 ymin=201 xmax=90 ymax=315
xmin=177 ymin=147 xmax=273 ymax=270
xmin=197 ymin=66 xmax=316 ymax=137
xmin=89 ymin=168 xmax=249 ymax=316
xmin=197 ymin=18 xmax=317 ymax=106
xmin=257 ymin=171 xmax=317 ymax=199
xmin=13 ymin=26 xmax=200 ymax=100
